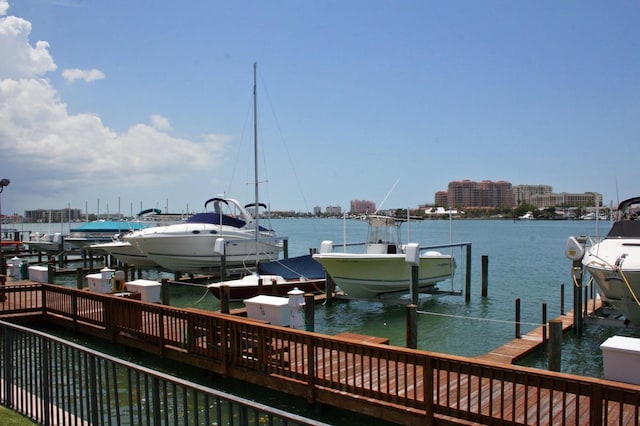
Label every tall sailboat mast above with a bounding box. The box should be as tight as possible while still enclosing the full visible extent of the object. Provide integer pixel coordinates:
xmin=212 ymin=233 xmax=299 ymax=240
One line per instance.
xmin=253 ymin=62 xmax=259 ymax=249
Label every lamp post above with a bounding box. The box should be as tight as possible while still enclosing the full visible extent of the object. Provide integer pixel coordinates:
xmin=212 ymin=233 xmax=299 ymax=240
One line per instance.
xmin=0 ymin=178 xmax=10 ymax=276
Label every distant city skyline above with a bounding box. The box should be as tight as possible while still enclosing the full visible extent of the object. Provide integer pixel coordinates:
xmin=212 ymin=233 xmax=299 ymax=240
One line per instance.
xmin=1 ymin=1 xmax=639 ymax=217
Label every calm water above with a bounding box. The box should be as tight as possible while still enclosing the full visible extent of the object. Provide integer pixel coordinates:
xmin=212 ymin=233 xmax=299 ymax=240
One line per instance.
xmin=14 ymin=218 xmax=637 ymax=378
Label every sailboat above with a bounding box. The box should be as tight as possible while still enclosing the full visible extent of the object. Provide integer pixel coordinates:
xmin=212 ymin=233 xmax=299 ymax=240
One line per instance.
xmin=206 ymin=64 xmax=326 ymax=299
xmin=127 ymin=63 xmax=285 ymax=274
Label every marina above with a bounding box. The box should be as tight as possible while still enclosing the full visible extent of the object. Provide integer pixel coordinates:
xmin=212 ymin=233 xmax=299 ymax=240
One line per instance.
xmin=0 ymin=282 xmax=639 ymax=425
xmin=2 ymin=218 xmax=638 ymax=372
xmin=2 ymin=217 xmax=640 ymax=424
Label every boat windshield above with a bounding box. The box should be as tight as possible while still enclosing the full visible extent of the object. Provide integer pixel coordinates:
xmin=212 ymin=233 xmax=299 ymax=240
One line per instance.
xmin=365 ymin=216 xmax=402 ymax=245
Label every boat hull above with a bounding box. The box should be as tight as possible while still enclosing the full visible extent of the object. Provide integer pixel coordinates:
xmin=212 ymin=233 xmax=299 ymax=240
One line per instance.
xmin=127 ymin=223 xmax=282 ymax=273
xmin=313 ymin=252 xmax=456 ymax=299
xmin=90 ymin=241 xmax=158 ymax=267
xmin=583 ymin=239 xmax=640 ymax=324
xmin=207 ymin=275 xmax=325 ymax=301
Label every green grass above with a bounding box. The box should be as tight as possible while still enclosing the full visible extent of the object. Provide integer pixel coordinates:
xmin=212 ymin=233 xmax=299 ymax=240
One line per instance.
xmin=0 ymin=406 xmax=38 ymax=425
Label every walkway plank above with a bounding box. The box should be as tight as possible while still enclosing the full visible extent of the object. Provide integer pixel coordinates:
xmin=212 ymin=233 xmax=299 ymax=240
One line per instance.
xmin=476 ymin=298 xmax=603 ymax=364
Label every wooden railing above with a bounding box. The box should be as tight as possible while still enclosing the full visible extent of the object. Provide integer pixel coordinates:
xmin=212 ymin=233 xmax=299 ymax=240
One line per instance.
xmin=1 ymin=282 xmax=639 ymax=425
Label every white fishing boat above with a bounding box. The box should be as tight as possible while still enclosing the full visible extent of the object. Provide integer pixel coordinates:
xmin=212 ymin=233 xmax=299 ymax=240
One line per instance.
xmin=580 ymin=197 xmax=640 ymax=325
xmin=27 ymin=232 xmax=67 ymax=253
xmin=312 ymin=215 xmax=456 ymax=299
xmin=126 ymin=63 xmax=285 ymax=274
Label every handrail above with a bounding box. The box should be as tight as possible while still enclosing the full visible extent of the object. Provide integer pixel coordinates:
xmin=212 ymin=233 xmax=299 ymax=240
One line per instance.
xmin=0 ymin=319 xmax=330 ymax=425
xmin=1 ymin=283 xmax=639 ymax=425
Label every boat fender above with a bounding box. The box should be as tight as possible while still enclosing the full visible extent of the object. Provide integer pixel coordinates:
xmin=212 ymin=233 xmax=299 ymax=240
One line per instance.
xmin=565 ymin=236 xmax=585 ymax=261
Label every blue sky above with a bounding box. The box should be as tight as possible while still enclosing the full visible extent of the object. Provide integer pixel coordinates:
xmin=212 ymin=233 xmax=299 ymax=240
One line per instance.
xmin=1 ymin=0 xmax=639 ymax=217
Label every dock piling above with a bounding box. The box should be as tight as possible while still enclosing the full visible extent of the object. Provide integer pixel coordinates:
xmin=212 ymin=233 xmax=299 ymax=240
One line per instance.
xmin=304 ymin=293 xmax=315 ymax=331
xmin=464 ymin=244 xmax=472 ymax=302
xmin=541 ymin=302 xmax=547 ymax=352
xmin=481 ymin=255 xmax=488 ymax=297
xmin=406 ymin=304 xmax=417 ymax=349
xmin=161 ymin=278 xmax=170 ymax=305
xmin=515 ymin=298 xmax=521 ymax=338
xmin=548 ymin=319 xmax=563 ymax=371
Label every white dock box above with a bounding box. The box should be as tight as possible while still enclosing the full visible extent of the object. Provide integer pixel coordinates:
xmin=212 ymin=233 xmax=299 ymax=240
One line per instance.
xmin=600 ymin=336 xmax=640 ymax=385
xmin=86 ymin=273 xmax=113 ymax=294
xmin=125 ymin=279 xmax=161 ymax=303
xmin=244 ymin=295 xmax=290 ymax=326
xmin=28 ymin=266 xmax=48 ymax=283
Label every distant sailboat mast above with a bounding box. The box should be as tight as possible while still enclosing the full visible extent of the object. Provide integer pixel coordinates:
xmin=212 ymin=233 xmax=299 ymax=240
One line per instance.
xmin=253 ymin=62 xmax=260 ymax=261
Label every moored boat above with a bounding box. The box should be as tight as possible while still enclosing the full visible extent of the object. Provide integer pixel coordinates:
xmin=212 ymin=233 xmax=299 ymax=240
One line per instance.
xmin=126 ymin=197 xmax=284 ymax=273
xmin=125 ymin=64 xmax=285 ymax=274
xmin=65 ymin=220 xmax=151 ymax=249
xmin=89 ymin=209 xmax=191 ymax=267
xmin=580 ymin=197 xmax=640 ymax=325
xmin=207 ymin=254 xmax=326 ymax=301
xmin=312 ymin=215 xmax=456 ymax=299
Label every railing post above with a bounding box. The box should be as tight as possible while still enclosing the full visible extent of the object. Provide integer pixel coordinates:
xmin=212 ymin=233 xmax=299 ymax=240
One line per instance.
xmin=2 ymin=325 xmax=14 ymax=406
xmin=305 ymin=335 xmax=316 ymax=405
xmin=152 ymin=376 xmax=162 ymax=426
xmin=88 ymin=356 xmax=100 ymax=425
xmin=423 ymin=356 xmax=434 ymax=426
xmin=590 ymin=383 xmax=602 ymax=426
xmin=41 ymin=339 xmax=51 ymax=426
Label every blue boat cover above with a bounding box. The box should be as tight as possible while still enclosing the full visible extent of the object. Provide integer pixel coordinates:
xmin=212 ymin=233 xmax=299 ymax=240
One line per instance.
xmin=257 ymin=254 xmax=325 ymax=280
xmin=187 ymin=212 xmax=271 ymax=231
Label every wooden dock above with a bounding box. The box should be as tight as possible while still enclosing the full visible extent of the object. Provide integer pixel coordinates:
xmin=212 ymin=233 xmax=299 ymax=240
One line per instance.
xmin=0 ymin=280 xmax=639 ymax=425
xmin=477 ymin=298 xmax=604 ymax=364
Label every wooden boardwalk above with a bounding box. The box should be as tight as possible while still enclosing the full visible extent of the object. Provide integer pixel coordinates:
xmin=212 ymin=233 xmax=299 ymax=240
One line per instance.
xmin=477 ymin=298 xmax=604 ymax=364
xmin=1 ymin=280 xmax=639 ymax=425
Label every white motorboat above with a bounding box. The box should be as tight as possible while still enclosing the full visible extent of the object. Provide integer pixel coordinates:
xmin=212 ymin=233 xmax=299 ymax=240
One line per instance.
xmin=27 ymin=232 xmax=66 ymax=253
xmin=518 ymin=211 xmax=535 ymax=220
xmin=125 ymin=197 xmax=283 ymax=273
xmin=312 ymin=215 xmax=456 ymax=299
xmin=125 ymin=64 xmax=285 ymax=274
xmin=581 ymin=197 xmax=640 ymax=325
xmin=89 ymin=232 xmax=158 ymax=267
xmin=207 ymin=254 xmax=326 ymax=301
xmin=88 ymin=209 xmax=190 ymax=267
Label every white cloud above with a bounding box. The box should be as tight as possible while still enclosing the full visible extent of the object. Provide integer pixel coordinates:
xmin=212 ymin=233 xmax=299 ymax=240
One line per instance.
xmin=0 ymin=15 xmax=56 ymax=78
xmin=0 ymin=4 xmax=231 ymax=202
xmin=150 ymin=114 xmax=172 ymax=132
xmin=62 ymin=68 xmax=106 ymax=83
xmin=0 ymin=1 xmax=9 ymax=16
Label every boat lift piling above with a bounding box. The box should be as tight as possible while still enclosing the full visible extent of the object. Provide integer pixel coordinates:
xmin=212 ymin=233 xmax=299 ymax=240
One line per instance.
xmin=481 ymin=255 xmax=489 ymax=297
